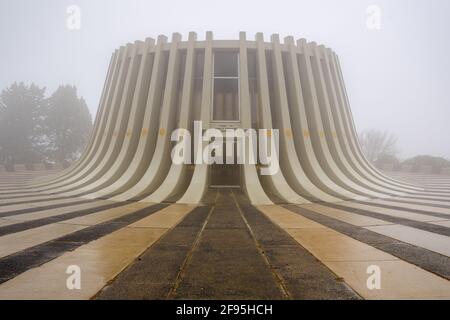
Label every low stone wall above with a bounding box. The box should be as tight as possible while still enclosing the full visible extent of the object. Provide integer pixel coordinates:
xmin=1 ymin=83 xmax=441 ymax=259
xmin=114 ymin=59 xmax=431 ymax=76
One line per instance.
xmin=13 ymin=164 xmax=27 ymax=172
xmin=52 ymin=163 xmax=65 ymax=170
xmin=377 ymin=163 xmax=450 ymax=175
xmin=33 ymin=163 xmax=47 ymax=171
xmin=400 ymin=164 xmax=413 ymax=173
xmin=1 ymin=163 xmax=67 ymax=172
xmin=380 ymin=163 xmax=394 ymax=171
xmin=418 ymin=165 xmax=433 ymax=174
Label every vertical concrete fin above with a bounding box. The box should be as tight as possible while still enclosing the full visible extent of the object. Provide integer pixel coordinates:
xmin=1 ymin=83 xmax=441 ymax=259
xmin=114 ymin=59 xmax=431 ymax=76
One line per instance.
xmin=76 ymin=39 xmax=158 ymax=197
xmin=331 ymin=51 xmax=421 ymax=191
xmin=38 ymin=49 xmax=119 ymax=185
xmin=60 ymin=42 xmax=143 ymax=195
xmin=89 ymin=36 xmax=170 ymax=199
xmin=271 ymin=33 xmax=338 ymax=202
xmin=238 ymin=31 xmax=272 ymax=205
xmin=254 ymin=33 xmax=309 ymax=203
xmin=296 ymin=39 xmax=367 ymax=200
xmin=178 ymin=31 xmax=214 ymax=204
xmin=36 ymin=46 xmax=130 ymax=193
xmin=112 ymin=33 xmax=182 ymax=201
xmin=143 ymin=30 xmax=198 ymax=202
xmin=316 ymin=45 xmax=402 ymax=197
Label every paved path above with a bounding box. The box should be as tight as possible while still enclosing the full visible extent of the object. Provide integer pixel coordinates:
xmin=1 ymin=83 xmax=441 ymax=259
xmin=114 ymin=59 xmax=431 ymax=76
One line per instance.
xmin=0 ymin=171 xmax=449 ymax=299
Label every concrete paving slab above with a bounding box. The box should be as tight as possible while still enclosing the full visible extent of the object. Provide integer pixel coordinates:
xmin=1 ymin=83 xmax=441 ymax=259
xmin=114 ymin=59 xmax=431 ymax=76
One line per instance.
xmin=371 ymin=199 xmax=450 ymax=215
xmin=302 ymin=203 xmax=391 ymax=227
xmin=0 ymin=202 xmax=153 ymax=259
xmin=259 ymin=204 xmax=450 ymax=299
xmin=342 ymin=201 xmax=448 ymax=223
xmin=366 ymin=224 xmax=450 ymax=257
xmin=0 ymin=204 xmax=182 ymax=299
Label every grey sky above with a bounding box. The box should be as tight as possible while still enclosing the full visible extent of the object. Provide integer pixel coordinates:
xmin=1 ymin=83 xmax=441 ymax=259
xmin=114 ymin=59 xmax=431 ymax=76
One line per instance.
xmin=1 ymin=0 xmax=449 ymax=159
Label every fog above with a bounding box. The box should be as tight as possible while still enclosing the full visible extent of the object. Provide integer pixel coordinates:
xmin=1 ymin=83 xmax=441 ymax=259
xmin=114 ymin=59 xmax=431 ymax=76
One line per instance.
xmin=1 ymin=0 xmax=449 ymax=159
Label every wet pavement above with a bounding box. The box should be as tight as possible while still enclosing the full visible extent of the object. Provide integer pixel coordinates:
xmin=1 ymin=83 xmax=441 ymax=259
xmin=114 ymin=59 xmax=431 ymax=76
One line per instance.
xmin=0 ymin=171 xmax=449 ymax=299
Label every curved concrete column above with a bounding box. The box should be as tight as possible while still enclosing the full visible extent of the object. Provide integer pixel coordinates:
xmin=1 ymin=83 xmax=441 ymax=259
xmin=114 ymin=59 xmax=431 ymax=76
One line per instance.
xmin=7 ymin=49 xmax=122 ymax=193
xmin=324 ymin=49 xmax=413 ymax=193
xmin=33 ymin=51 xmax=120 ymax=186
xmin=54 ymin=43 xmax=143 ymax=195
xmin=317 ymin=45 xmax=405 ymax=196
xmin=0 ymin=47 xmax=129 ymax=197
xmin=295 ymin=39 xmax=368 ymax=201
xmin=254 ymin=33 xmax=309 ymax=204
xmin=178 ymin=31 xmax=214 ymax=204
xmin=283 ymin=37 xmax=364 ymax=201
xmin=330 ymin=52 xmax=422 ymax=191
xmin=142 ymin=32 xmax=197 ymax=203
xmin=301 ymin=41 xmax=385 ymax=198
xmin=333 ymin=52 xmax=433 ymax=196
xmin=84 ymin=35 xmax=168 ymax=199
xmin=272 ymin=35 xmax=355 ymax=201
xmin=45 ymin=45 xmax=133 ymax=193
xmin=72 ymin=39 xmax=156 ymax=195
xmin=112 ymin=33 xmax=183 ymax=201
xmin=237 ymin=32 xmax=273 ymax=205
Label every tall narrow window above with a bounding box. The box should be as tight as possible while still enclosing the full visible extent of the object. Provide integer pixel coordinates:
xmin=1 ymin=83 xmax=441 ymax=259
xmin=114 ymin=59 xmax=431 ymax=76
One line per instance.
xmin=212 ymin=51 xmax=240 ymax=121
xmin=247 ymin=49 xmax=259 ymax=128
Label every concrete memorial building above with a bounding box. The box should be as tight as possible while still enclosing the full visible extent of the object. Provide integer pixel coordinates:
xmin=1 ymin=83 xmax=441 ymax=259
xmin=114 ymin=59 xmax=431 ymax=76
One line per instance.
xmin=30 ymin=31 xmax=424 ymax=205
xmin=1 ymin=32 xmax=450 ymax=300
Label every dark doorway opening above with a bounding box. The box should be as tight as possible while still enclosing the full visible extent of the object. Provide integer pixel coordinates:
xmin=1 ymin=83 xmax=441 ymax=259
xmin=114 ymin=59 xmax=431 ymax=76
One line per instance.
xmin=209 ymin=138 xmax=241 ymax=188
xmin=210 ymin=163 xmax=240 ymax=188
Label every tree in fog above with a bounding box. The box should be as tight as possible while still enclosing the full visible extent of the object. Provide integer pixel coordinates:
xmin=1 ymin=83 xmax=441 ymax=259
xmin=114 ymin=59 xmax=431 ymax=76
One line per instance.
xmin=0 ymin=83 xmax=92 ymax=166
xmin=43 ymin=85 xmax=92 ymax=163
xmin=358 ymin=129 xmax=398 ymax=164
xmin=0 ymin=82 xmax=46 ymax=165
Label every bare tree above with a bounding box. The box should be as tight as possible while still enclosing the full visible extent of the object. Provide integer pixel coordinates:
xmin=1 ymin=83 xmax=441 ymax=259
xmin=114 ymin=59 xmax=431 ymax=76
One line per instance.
xmin=358 ymin=129 xmax=398 ymax=163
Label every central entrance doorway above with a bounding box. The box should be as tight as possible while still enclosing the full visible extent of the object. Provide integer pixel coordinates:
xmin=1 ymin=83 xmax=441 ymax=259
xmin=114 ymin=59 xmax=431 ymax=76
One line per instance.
xmin=209 ymin=139 xmax=241 ymax=188
xmin=210 ymin=163 xmax=241 ymax=188
xmin=209 ymin=50 xmax=242 ymax=188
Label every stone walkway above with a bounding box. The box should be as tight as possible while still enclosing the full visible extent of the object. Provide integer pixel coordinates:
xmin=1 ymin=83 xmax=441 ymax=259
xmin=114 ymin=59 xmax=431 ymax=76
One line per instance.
xmin=0 ymin=171 xmax=449 ymax=299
